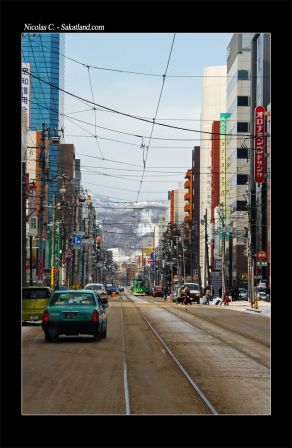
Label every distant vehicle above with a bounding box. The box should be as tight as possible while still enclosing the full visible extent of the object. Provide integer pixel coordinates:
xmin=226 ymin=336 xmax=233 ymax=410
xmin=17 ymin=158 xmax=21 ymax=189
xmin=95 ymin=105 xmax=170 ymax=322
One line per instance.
xmin=257 ymin=286 xmax=267 ymax=301
xmin=238 ymin=288 xmax=248 ymax=300
xmin=184 ymin=283 xmax=201 ymax=304
xmin=132 ymin=278 xmax=146 ymax=296
xmin=42 ymin=289 xmax=107 ymax=342
xmin=152 ymin=286 xmax=164 ymax=298
xmin=85 ymin=283 xmax=104 ymax=294
xmin=118 ymin=286 xmax=124 ymax=292
xmin=85 ymin=283 xmax=108 ymax=306
xmin=105 ymin=283 xmax=118 ymax=295
xmin=22 ymin=287 xmax=51 ymax=322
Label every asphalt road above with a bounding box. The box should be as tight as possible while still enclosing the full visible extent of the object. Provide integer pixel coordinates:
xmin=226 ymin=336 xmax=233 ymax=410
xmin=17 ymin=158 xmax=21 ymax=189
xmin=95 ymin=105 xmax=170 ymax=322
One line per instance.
xmin=22 ymin=292 xmax=270 ymax=415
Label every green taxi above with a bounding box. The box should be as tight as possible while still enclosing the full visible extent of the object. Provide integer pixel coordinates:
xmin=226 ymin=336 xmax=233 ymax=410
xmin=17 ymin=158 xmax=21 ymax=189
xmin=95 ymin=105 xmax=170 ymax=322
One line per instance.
xmin=22 ymin=287 xmax=52 ymax=322
xmin=42 ymin=290 xmax=107 ymax=342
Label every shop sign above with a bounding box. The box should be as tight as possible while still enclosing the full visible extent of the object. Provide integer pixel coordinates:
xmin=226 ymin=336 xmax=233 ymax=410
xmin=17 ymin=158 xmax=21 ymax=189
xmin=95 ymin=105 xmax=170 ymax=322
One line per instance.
xmin=254 ymin=106 xmax=265 ymax=183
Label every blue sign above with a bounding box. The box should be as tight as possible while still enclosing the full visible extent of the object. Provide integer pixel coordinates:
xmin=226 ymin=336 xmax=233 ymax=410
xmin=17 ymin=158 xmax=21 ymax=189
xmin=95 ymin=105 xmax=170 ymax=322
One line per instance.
xmin=72 ymin=235 xmax=81 ymax=245
xmin=150 ymin=252 xmax=154 ymax=261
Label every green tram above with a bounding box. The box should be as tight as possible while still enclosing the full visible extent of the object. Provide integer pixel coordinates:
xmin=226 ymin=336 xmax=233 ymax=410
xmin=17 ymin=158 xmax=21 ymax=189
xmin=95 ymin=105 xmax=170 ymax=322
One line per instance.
xmin=132 ymin=275 xmax=146 ymax=296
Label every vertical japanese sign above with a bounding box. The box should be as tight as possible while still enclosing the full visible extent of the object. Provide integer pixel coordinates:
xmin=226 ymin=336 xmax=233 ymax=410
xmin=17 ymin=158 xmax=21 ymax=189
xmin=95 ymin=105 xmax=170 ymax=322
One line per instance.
xmin=219 ymin=113 xmax=231 ymax=218
xmin=22 ymin=63 xmax=31 ymax=127
xmin=254 ymin=106 xmax=265 ymax=183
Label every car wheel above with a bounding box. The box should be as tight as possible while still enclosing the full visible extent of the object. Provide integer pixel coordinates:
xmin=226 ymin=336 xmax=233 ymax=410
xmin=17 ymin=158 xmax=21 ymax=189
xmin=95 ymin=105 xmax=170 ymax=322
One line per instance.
xmin=93 ymin=329 xmax=102 ymax=341
xmin=101 ymin=322 xmax=107 ymax=339
xmin=44 ymin=331 xmax=51 ymax=342
xmin=48 ymin=329 xmax=58 ymax=342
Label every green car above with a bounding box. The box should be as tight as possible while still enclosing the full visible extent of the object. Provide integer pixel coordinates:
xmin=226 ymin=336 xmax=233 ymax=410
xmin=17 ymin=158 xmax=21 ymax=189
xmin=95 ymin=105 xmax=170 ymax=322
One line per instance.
xmin=22 ymin=287 xmax=52 ymax=322
xmin=42 ymin=290 xmax=107 ymax=342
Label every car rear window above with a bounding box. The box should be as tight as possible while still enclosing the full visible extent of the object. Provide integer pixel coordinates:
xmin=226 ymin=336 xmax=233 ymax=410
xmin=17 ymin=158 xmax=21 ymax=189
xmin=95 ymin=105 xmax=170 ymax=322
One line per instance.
xmin=185 ymin=284 xmax=200 ymax=291
xmin=50 ymin=292 xmax=96 ymax=306
xmin=23 ymin=288 xmax=51 ymax=299
xmin=85 ymin=285 xmax=102 ymax=291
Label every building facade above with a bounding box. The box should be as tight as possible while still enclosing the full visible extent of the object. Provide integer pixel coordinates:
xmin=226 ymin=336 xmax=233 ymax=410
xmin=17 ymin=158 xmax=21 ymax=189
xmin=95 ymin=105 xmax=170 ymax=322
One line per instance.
xmin=199 ymin=65 xmax=227 ymax=286
xmin=225 ymin=33 xmax=253 ymax=287
xmin=22 ymin=33 xmax=65 ymax=218
xmin=250 ymin=33 xmax=271 ymax=286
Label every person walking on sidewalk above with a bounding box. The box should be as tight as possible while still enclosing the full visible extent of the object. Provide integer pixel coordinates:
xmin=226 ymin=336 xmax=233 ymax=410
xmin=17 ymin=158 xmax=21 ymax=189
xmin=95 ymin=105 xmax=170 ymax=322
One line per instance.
xmin=183 ymin=285 xmax=191 ymax=305
xmin=163 ymin=285 xmax=169 ymax=301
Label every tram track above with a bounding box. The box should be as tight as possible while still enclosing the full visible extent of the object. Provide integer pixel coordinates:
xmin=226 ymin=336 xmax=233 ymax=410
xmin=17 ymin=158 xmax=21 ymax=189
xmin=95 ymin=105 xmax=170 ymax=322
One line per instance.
xmin=121 ymin=291 xmax=218 ymax=415
xmin=140 ymin=294 xmax=270 ymax=369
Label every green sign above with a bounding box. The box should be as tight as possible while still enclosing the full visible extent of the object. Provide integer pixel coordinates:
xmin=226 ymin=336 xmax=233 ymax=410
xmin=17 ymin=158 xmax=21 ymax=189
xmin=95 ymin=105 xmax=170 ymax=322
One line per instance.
xmin=257 ymin=261 xmax=268 ymax=266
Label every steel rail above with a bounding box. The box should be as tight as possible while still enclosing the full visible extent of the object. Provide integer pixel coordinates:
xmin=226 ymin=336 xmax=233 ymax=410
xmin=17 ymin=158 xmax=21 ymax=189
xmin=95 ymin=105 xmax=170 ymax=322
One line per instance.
xmin=123 ymin=290 xmax=218 ymax=415
xmin=142 ymin=295 xmax=270 ymax=369
xmin=120 ymin=298 xmax=131 ymax=415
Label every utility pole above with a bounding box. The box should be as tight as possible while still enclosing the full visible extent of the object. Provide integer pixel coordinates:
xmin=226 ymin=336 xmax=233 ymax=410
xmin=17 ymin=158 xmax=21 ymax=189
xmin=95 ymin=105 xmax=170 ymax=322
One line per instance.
xmin=220 ymin=203 xmax=226 ymax=295
xmin=50 ymin=194 xmax=56 ymax=290
xmin=204 ymin=209 xmax=211 ymax=287
xmin=38 ymin=122 xmax=46 ymax=284
xmin=22 ymin=162 xmax=27 ymax=286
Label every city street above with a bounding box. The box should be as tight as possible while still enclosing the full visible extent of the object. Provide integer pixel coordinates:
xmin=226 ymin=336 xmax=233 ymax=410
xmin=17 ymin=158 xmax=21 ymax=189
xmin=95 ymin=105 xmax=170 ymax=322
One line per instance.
xmin=22 ymin=291 xmax=270 ymax=415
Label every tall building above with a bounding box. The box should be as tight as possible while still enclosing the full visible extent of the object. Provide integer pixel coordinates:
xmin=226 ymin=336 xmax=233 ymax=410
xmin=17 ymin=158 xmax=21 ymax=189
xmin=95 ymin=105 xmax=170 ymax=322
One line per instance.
xmin=225 ymin=33 xmax=253 ymax=287
xmin=22 ymin=33 xmax=65 ymax=217
xmin=199 ymin=66 xmax=227 ymax=286
xmin=249 ymin=33 xmax=271 ymax=286
xmin=169 ymin=183 xmax=187 ymax=225
xmin=191 ymin=146 xmax=201 ymax=284
xmin=210 ymin=121 xmax=220 ymax=270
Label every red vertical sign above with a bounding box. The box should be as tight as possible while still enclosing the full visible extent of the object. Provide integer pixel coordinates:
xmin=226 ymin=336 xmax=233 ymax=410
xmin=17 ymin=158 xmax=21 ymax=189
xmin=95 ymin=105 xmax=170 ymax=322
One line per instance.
xmin=254 ymin=106 xmax=265 ymax=183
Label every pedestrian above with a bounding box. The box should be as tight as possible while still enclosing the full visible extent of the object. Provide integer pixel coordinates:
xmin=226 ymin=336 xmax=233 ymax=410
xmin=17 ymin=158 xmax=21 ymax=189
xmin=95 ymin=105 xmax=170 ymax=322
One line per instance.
xmin=163 ymin=285 xmax=168 ymax=301
xmin=168 ymin=291 xmax=174 ymax=302
xmin=183 ymin=285 xmax=191 ymax=305
xmin=60 ymin=281 xmax=67 ymax=290
xmin=223 ymin=290 xmax=231 ymax=306
xmin=176 ymin=285 xmax=184 ymax=305
xmin=205 ymin=287 xmax=211 ymax=305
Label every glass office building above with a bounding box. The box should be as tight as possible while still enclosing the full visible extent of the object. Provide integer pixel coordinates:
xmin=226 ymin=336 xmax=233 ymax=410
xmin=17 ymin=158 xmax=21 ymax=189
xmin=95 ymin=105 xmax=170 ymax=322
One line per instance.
xmin=22 ymin=33 xmax=65 ymax=216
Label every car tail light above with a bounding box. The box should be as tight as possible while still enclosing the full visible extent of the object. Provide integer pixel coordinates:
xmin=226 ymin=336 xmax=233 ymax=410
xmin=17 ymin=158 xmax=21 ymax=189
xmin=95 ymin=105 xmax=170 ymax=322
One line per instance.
xmin=91 ymin=310 xmax=99 ymax=322
xmin=42 ymin=310 xmax=49 ymax=322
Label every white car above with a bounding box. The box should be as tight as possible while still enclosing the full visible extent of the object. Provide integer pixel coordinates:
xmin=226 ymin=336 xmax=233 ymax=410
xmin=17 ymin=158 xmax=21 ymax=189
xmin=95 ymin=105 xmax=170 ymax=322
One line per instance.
xmin=238 ymin=288 xmax=248 ymax=300
xmin=184 ymin=283 xmax=201 ymax=304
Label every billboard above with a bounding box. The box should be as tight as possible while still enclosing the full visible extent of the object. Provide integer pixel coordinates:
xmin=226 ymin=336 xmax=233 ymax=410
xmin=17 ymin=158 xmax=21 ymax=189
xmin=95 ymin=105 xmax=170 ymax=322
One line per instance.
xmin=254 ymin=106 xmax=265 ymax=183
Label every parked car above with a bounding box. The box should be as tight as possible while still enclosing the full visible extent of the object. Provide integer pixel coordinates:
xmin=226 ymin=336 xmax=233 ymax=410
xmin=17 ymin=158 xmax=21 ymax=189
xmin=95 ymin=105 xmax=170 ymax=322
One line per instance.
xmin=152 ymin=286 xmax=164 ymax=297
xmin=238 ymin=288 xmax=248 ymax=300
xmin=184 ymin=283 xmax=201 ymax=304
xmin=257 ymin=286 xmax=267 ymax=301
xmin=22 ymin=286 xmax=52 ymax=322
xmin=42 ymin=289 xmax=107 ymax=342
xmin=118 ymin=286 xmax=125 ymax=292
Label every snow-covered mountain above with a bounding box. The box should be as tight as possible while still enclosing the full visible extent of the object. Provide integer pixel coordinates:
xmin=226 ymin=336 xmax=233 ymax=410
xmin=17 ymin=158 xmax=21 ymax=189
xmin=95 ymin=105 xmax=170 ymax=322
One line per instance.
xmin=93 ymin=194 xmax=168 ymax=260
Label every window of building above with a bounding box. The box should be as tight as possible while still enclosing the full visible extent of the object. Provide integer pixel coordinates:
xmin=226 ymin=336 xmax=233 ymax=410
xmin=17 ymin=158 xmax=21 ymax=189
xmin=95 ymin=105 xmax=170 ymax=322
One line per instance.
xmin=230 ymin=200 xmax=247 ymax=213
xmin=237 ymin=174 xmax=248 ymax=185
xmin=237 ymin=96 xmax=249 ymax=106
xmin=238 ymin=70 xmax=249 ymax=80
xmin=237 ymin=148 xmax=248 ymax=159
xmin=237 ymin=122 xmax=249 ymax=132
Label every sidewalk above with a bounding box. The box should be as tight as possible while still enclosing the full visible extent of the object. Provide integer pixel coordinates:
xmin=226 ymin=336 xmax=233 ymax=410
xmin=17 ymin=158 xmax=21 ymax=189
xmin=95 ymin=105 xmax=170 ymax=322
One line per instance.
xmin=223 ymin=299 xmax=271 ymax=317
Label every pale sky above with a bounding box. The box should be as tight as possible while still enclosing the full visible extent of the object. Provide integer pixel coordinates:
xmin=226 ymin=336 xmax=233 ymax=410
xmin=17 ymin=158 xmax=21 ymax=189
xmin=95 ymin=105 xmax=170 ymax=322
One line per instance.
xmin=63 ymin=33 xmax=233 ymax=203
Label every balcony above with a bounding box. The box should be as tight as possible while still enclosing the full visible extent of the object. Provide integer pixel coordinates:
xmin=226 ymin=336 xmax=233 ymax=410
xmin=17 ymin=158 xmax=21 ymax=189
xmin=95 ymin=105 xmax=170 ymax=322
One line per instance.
xmin=184 ymin=191 xmax=191 ymax=201
xmin=184 ymin=180 xmax=191 ymax=189
xmin=184 ymin=169 xmax=192 ymax=180
xmin=184 ymin=203 xmax=191 ymax=212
